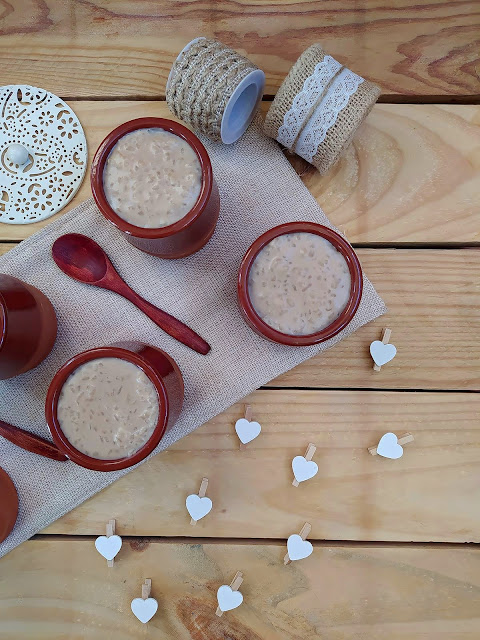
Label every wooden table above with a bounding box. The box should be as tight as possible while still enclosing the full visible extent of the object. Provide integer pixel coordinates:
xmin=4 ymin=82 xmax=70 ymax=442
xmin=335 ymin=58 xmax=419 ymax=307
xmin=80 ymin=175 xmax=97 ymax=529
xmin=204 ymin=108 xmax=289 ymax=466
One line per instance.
xmin=1 ymin=2 xmax=479 ymax=638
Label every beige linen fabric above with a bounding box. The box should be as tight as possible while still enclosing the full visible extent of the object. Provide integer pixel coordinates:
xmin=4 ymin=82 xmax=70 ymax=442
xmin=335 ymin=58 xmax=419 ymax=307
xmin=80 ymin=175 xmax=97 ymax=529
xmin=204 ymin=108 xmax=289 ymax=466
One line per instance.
xmin=0 ymin=119 xmax=385 ymax=558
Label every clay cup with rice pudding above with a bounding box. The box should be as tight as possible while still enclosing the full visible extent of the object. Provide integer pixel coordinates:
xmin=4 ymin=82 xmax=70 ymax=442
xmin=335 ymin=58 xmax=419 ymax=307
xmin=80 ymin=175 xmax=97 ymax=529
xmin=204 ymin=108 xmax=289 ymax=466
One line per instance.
xmin=91 ymin=118 xmax=220 ymax=259
xmin=238 ymin=222 xmax=363 ymax=346
xmin=45 ymin=342 xmax=184 ymax=471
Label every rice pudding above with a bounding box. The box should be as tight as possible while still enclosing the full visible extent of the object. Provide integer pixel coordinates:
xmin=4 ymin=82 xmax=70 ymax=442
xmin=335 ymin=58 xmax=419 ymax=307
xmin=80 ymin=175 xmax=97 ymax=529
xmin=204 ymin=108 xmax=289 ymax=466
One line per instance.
xmin=57 ymin=357 xmax=159 ymax=460
xmin=103 ymin=128 xmax=202 ymax=228
xmin=248 ymin=232 xmax=351 ymax=335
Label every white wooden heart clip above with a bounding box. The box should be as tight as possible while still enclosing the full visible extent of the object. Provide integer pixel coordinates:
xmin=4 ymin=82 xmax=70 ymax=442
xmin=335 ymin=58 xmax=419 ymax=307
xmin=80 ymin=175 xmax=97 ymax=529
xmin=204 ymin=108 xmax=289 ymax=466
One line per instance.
xmin=94 ymin=519 xmax=122 ymax=567
xmin=235 ymin=404 xmax=261 ymax=449
xmin=292 ymin=443 xmax=318 ymax=487
xmin=369 ymin=432 xmax=414 ymax=459
xmin=216 ymin=571 xmax=244 ymax=617
xmin=284 ymin=523 xmax=313 ymax=565
xmin=131 ymin=579 xmax=158 ymax=624
xmin=370 ymin=328 xmax=397 ymax=371
xmin=186 ymin=477 xmax=212 ymax=525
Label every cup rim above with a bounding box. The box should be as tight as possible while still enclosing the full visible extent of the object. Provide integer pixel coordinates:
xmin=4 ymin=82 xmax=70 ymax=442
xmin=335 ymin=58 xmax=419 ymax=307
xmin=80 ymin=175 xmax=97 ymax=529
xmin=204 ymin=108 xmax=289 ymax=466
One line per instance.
xmin=90 ymin=117 xmax=213 ymax=239
xmin=45 ymin=346 xmax=169 ymax=471
xmin=0 ymin=291 xmax=6 ymax=354
xmin=238 ymin=222 xmax=363 ymax=346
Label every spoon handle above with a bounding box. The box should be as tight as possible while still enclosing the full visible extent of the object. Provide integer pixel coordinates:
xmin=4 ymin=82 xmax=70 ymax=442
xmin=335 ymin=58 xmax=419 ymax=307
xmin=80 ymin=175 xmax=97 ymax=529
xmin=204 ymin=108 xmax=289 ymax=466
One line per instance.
xmin=0 ymin=420 xmax=68 ymax=462
xmin=115 ymin=284 xmax=211 ymax=355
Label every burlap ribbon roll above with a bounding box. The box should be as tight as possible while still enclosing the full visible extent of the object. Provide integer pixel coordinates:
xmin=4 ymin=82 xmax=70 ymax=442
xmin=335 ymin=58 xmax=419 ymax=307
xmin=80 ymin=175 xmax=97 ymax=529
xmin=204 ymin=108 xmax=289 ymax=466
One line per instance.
xmin=166 ymin=38 xmax=265 ymax=144
xmin=264 ymin=44 xmax=381 ymax=174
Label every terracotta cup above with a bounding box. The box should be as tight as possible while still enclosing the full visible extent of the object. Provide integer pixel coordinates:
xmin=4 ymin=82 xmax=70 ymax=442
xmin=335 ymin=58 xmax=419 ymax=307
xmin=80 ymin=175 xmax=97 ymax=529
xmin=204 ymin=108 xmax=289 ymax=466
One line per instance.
xmin=0 ymin=466 xmax=18 ymax=544
xmin=45 ymin=342 xmax=184 ymax=471
xmin=238 ymin=222 xmax=363 ymax=346
xmin=0 ymin=274 xmax=57 ymax=380
xmin=91 ymin=117 xmax=220 ymax=259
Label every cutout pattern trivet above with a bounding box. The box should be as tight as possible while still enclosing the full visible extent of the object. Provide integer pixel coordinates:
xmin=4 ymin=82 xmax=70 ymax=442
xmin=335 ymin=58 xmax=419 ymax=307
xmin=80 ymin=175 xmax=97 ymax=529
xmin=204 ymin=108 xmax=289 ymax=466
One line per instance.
xmin=0 ymin=85 xmax=87 ymax=224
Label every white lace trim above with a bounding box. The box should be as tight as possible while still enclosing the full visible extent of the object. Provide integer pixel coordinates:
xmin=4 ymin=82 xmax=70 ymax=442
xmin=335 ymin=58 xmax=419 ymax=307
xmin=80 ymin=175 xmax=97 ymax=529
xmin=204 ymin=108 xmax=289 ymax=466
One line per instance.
xmin=294 ymin=68 xmax=364 ymax=162
xmin=277 ymin=55 xmax=341 ymax=149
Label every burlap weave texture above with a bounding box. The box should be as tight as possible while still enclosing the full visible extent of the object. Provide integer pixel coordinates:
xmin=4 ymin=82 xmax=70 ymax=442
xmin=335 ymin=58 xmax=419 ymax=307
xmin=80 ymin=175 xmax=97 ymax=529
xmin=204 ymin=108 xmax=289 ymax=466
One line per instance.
xmin=0 ymin=119 xmax=385 ymax=558
xmin=166 ymin=38 xmax=260 ymax=142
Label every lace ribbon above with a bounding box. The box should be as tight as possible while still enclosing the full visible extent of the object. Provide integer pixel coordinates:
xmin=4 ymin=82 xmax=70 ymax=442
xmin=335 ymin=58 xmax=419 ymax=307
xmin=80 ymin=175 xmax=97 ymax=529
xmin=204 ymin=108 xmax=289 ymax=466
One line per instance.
xmin=277 ymin=56 xmax=342 ymax=150
xmin=294 ymin=68 xmax=364 ymax=162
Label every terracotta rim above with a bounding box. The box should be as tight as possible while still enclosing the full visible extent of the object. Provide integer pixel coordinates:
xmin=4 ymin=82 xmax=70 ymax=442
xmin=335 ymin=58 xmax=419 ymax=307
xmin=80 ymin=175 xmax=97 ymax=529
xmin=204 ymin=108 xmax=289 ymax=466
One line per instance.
xmin=45 ymin=347 xmax=169 ymax=471
xmin=0 ymin=291 xmax=6 ymax=353
xmin=238 ymin=222 xmax=363 ymax=346
xmin=91 ymin=117 xmax=213 ymax=239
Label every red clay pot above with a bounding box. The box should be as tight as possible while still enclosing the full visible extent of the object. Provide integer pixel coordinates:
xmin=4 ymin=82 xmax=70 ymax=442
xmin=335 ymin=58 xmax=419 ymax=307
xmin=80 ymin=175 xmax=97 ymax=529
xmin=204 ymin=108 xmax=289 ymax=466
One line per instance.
xmin=91 ymin=117 xmax=220 ymax=259
xmin=238 ymin=222 xmax=363 ymax=346
xmin=0 ymin=466 xmax=18 ymax=544
xmin=45 ymin=342 xmax=184 ymax=471
xmin=0 ymin=274 xmax=57 ymax=380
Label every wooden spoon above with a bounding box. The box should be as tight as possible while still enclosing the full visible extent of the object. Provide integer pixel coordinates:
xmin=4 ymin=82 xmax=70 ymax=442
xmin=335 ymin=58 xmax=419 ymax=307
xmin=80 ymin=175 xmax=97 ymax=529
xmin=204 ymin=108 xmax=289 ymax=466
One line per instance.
xmin=0 ymin=466 xmax=18 ymax=543
xmin=0 ymin=420 xmax=67 ymax=462
xmin=52 ymin=233 xmax=211 ymax=355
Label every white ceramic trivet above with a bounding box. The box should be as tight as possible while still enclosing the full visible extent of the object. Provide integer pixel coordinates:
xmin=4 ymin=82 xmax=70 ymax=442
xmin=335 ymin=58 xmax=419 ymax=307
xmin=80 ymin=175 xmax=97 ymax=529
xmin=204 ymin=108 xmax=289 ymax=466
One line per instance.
xmin=0 ymin=85 xmax=87 ymax=224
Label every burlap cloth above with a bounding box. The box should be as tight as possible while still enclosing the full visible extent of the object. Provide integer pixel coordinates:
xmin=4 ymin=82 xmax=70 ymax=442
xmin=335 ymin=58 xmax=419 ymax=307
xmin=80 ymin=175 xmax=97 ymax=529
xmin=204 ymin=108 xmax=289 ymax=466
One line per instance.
xmin=264 ymin=44 xmax=381 ymax=174
xmin=0 ymin=119 xmax=385 ymax=558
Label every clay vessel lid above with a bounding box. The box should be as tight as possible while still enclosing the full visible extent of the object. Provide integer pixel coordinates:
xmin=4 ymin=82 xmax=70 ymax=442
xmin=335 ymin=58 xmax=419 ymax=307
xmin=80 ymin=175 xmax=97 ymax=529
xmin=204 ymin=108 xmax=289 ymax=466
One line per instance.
xmin=0 ymin=465 xmax=18 ymax=543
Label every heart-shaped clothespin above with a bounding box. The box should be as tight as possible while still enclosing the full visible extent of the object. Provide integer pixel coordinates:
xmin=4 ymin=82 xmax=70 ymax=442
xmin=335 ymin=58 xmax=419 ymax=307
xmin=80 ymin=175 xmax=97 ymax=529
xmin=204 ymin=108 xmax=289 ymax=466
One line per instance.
xmin=370 ymin=328 xmax=396 ymax=371
xmin=131 ymin=579 xmax=158 ymax=624
xmin=292 ymin=443 xmax=317 ymax=487
xmin=186 ymin=477 xmax=212 ymax=525
xmin=368 ymin=432 xmax=414 ymax=459
xmin=284 ymin=523 xmax=313 ymax=564
xmin=95 ymin=519 xmax=122 ymax=567
xmin=216 ymin=571 xmax=244 ymax=617
xmin=235 ymin=404 xmax=261 ymax=449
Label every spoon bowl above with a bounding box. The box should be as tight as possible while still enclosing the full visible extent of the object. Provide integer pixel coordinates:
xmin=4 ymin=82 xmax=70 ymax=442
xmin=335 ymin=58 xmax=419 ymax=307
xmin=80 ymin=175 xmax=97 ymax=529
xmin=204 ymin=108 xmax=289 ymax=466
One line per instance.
xmin=52 ymin=233 xmax=108 ymax=283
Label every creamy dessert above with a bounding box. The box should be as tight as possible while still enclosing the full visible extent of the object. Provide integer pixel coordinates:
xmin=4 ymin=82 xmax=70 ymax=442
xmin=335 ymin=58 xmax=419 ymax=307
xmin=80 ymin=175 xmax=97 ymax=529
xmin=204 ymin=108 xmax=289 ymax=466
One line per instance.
xmin=248 ymin=232 xmax=351 ymax=335
xmin=57 ymin=357 xmax=159 ymax=460
xmin=103 ymin=128 xmax=202 ymax=228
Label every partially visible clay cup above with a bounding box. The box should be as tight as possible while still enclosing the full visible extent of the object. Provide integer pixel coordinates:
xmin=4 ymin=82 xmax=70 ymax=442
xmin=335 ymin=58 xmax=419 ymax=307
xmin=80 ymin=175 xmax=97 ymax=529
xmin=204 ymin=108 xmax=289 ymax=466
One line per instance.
xmin=0 ymin=274 xmax=57 ymax=380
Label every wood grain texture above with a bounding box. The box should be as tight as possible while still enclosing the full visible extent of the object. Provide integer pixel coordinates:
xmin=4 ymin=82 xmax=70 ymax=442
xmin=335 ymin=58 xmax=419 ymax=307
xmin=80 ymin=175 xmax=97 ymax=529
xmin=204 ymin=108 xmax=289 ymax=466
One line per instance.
xmin=1 ymin=101 xmax=479 ymax=243
xmin=1 ymin=0 xmax=479 ymax=98
xmin=44 ymin=390 xmax=480 ymax=542
xmin=0 ymin=244 xmax=478 ymax=390
xmin=1 ymin=539 xmax=479 ymax=639
xmin=274 ymin=249 xmax=480 ymax=390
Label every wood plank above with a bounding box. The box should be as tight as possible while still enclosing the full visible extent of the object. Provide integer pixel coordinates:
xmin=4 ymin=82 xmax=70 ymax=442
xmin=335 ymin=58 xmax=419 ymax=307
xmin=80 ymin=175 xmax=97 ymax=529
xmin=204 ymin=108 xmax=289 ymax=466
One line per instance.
xmin=274 ymin=249 xmax=480 ymax=390
xmin=1 ymin=539 xmax=479 ymax=639
xmin=43 ymin=390 xmax=480 ymax=542
xmin=0 ymin=102 xmax=479 ymax=243
xmin=1 ymin=244 xmax=478 ymax=390
xmin=1 ymin=1 xmax=478 ymax=98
